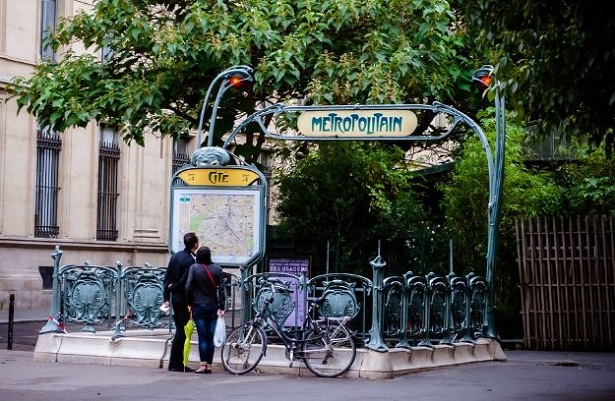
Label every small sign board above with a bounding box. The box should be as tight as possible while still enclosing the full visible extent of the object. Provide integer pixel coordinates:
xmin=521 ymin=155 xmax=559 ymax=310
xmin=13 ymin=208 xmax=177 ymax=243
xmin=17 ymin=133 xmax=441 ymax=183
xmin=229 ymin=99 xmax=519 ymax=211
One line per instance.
xmin=268 ymin=257 xmax=310 ymax=327
xmin=267 ymin=257 xmax=310 ymax=276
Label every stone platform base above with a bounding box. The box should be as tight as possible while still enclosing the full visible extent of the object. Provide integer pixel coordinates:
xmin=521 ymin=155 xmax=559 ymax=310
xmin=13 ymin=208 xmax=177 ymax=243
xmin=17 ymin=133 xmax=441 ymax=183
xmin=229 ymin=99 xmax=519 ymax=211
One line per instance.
xmin=34 ymin=329 xmax=507 ymax=379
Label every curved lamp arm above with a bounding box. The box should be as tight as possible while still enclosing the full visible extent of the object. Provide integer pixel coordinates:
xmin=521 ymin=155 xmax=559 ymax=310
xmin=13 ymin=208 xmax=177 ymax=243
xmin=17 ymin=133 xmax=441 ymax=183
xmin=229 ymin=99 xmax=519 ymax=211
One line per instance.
xmin=195 ymin=65 xmax=254 ymax=148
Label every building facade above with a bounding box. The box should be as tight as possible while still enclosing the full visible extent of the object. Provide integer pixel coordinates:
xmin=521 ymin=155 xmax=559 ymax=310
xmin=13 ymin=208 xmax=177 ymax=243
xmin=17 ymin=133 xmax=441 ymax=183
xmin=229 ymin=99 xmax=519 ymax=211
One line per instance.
xmin=0 ymin=0 xmax=196 ymax=311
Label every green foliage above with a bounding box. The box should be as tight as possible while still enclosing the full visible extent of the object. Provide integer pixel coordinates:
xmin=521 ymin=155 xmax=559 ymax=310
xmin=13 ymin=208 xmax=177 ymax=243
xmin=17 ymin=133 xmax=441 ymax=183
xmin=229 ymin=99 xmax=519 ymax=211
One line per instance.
xmin=440 ymin=112 xmax=560 ymax=275
xmin=273 ymin=142 xmax=430 ymax=275
xmin=440 ymin=109 xmax=614 ymax=326
xmin=552 ymin=149 xmax=615 ymax=216
xmin=456 ymin=0 xmax=615 ymax=156
xmin=9 ymin=0 xmax=475 ymax=152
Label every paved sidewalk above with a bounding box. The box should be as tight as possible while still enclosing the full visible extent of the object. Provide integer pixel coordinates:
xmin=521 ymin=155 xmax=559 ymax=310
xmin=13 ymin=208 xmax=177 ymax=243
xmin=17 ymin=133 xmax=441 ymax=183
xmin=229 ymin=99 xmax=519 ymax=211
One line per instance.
xmin=1 ymin=348 xmax=614 ymax=401
xmin=0 ymin=308 xmax=48 ymax=324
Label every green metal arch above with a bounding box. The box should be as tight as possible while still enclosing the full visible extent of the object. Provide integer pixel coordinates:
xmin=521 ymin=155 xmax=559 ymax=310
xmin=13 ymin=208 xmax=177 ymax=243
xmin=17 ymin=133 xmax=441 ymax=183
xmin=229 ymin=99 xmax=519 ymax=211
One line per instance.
xmin=223 ymin=100 xmax=504 ymax=339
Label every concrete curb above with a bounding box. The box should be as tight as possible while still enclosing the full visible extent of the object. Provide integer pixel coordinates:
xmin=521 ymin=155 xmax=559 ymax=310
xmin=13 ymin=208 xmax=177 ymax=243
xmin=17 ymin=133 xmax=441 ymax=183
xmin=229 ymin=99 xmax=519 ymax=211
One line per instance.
xmin=33 ymin=329 xmax=507 ymax=379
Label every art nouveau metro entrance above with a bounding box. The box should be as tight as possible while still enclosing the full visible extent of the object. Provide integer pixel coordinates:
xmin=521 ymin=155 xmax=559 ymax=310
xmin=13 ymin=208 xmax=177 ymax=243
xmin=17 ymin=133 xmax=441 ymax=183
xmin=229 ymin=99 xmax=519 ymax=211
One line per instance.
xmin=175 ymin=66 xmax=506 ymax=338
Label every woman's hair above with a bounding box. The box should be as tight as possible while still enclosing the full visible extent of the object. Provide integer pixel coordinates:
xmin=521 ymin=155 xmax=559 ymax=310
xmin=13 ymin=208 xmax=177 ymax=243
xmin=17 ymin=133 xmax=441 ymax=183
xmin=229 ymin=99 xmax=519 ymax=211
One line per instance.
xmin=195 ymin=246 xmax=212 ymax=264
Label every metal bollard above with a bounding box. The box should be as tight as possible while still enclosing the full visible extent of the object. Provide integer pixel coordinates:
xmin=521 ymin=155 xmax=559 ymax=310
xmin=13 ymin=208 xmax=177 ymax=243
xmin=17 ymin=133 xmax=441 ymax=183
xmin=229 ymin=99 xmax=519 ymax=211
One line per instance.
xmin=7 ymin=293 xmax=15 ymax=350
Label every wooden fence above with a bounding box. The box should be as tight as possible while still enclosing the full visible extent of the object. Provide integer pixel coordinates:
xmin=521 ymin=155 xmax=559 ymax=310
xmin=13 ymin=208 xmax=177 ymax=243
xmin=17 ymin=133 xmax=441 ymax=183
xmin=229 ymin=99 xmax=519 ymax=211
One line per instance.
xmin=515 ymin=215 xmax=615 ymax=350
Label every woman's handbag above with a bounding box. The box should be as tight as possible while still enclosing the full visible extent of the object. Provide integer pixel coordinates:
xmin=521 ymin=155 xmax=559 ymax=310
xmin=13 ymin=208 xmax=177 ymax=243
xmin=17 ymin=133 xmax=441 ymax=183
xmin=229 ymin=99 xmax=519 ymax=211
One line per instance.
xmin=213 ymin=315 xmax=226 ymax=347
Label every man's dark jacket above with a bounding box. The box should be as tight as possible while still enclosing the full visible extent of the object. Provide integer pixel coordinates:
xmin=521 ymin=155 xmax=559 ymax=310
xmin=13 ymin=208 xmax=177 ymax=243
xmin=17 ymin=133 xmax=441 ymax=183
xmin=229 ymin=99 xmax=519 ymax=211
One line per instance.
xmin=163 ymin=248 xmax=195 ymax=303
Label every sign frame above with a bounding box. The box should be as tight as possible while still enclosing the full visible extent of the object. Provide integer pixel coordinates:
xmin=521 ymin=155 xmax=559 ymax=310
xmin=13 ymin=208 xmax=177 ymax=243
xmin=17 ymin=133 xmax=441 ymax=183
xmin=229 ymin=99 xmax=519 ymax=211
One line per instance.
xmin=169 ymin=164 xmax=268 ymax=268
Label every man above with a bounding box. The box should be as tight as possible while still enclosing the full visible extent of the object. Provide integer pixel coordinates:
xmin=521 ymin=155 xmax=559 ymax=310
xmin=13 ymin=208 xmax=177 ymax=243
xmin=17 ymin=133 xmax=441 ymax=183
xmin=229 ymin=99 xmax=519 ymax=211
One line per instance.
xmin=162 ymin=232 xmax=199 ymax=372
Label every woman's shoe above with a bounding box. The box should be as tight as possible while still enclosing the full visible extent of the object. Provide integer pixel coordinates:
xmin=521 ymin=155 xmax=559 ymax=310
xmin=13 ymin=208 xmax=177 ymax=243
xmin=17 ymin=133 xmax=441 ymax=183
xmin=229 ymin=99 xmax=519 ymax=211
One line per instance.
xmin=195 ymin=365 xmax=211 ymax=374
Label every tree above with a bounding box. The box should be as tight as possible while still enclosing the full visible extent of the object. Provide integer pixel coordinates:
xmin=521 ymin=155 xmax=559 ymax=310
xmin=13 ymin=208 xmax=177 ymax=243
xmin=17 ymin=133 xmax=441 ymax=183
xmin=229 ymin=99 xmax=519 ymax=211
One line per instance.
xmin=273 ymin=142 xmax=430 ymax=276
xmin=440 ymin=112 xmax=562 ymax=274
xmin=439 ymin=112 xmax=564 ymax=332
xmin=10 ymin=0 xmax=475 ymax=159
xmin=551 ymin=148 xmax=615 ymax=216
xmin=455 ymin=0 xmax=615 ymax=156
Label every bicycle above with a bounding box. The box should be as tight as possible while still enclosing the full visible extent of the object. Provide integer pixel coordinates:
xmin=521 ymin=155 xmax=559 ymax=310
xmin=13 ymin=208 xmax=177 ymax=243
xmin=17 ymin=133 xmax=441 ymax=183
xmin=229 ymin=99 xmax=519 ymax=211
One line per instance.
xmin=220 ymin=279 xmax=357 ymax=378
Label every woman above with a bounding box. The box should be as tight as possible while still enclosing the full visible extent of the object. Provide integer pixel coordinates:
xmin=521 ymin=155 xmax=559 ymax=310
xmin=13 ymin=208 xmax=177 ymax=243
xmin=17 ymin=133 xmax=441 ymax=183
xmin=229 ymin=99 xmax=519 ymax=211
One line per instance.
xmin=185 ymin=246 xmax=226 ymax=374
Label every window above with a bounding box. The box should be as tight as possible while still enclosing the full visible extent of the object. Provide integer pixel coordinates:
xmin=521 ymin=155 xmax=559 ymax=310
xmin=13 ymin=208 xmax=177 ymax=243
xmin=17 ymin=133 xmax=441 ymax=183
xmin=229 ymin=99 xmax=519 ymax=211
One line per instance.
xmin=38 ymin=266 xmax=54 ymax=290
xmin=258 ymin=150 xmax=272 ymax=178
xmin=34 ymin=128 xmax=62 ymax=238
xmin=101 ymin=35 xmax=114 ymax=62
xmin=97 ymin=126 xmax=120 ymax=241
xmin=172 ymin=136 xmax=191 ymax=174
xmin=40 ymin=0 xmax=57 ymax=61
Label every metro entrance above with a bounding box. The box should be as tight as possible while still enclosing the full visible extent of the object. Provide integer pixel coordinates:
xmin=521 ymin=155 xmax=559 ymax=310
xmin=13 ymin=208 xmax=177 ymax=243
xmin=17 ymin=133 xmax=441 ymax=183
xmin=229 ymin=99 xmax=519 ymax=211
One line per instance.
xmin=171 ymin=65 xmax=505 ymax=338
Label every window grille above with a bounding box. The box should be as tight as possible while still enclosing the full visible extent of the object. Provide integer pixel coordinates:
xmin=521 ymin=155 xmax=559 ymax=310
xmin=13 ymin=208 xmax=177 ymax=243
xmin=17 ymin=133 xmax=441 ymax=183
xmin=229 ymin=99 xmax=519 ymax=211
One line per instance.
xmin=258 ymin=150 xmax=272 ymax=179
xmin=40 ymin=0 xmax=57 ymax=61
xmin=97 ymin=127 xmax=120 ymax=241
xmin=101 ymin=35 xmax=114 ymax=62
xmin=172 ymin=136 xmax=191 ymax=174
xmin=34 ymin=129 xmax=62 ymax=238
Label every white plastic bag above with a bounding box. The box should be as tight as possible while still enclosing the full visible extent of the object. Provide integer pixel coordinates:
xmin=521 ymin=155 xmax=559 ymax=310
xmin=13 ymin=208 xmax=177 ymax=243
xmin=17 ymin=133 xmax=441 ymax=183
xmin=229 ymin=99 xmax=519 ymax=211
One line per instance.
xmin=213 ymin=315 xmax=226 ymax=347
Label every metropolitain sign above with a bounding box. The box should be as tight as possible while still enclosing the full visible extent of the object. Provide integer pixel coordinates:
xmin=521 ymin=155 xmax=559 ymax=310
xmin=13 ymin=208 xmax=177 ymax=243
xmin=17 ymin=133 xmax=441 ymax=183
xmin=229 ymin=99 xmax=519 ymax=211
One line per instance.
xmin=297 ymin=109 xmax=418 ymax=137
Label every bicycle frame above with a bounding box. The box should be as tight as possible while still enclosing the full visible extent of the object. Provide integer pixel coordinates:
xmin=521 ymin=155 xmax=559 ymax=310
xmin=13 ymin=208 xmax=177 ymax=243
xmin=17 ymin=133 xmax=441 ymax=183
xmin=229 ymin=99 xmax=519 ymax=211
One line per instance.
xmin=255 ymin=289 xmax=351 ymax=361
xmin=256 ymin=295 xmax=314 ymax=355
xmin=221 ymin=278 xmax=357 ymax=377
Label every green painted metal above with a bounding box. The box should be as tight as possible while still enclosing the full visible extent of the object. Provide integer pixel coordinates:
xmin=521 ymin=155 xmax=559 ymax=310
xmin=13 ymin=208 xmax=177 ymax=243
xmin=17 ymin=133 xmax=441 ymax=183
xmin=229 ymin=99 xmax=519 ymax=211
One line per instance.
xmin=488 ymin=81 xmax=506 ymax=339
xmin=316 ymin=280 xmax=359 ymax=319
xmin=117 ymin=265 xmax=168 ymax=332
xmin=41 ymin=250 xmax=171 ymax=336
xmin=57 ymin=262 xmax=120 ymax=332
xmin=40 ymin=66 xmax=505 ymax=349
xmin=195 ymin=65 xmax=254 ymax=148
xmin=40 ymin=245 xmax=64 ymax=334
xmin=307 ymin=272 xmax=372 ymax=339
xmin=191 ymin=65 xmax=505 ymax=339
xmin=216 ymin=65 xmax=505 ymax=339
xmin=446 ymin=273 xmax=471 ymax=343
xmin=382 ymin=276 xmax=407 ymax=347
xmin=365 ymin=254 xmax=388 ymax=352
xmin=416 ymin=273 xmax=448 ymax=348
xmin=253 ymin=277 xmax=294 ymax=328
xmin=42 ymin=245 xmax=496 ymax=348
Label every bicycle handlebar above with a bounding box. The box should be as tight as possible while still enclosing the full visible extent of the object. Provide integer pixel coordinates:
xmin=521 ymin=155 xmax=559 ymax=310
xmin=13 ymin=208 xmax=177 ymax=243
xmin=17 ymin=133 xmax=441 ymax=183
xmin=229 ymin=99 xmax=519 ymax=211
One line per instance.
xmin=264 ymin=279 xmax=287 ymax=305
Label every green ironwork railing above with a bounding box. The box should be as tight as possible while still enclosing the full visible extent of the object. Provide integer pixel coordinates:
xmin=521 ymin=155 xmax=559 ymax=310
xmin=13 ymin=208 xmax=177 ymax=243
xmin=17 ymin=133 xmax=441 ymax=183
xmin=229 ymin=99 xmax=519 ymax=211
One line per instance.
xmin=41 ymin=246 xmax=490 ymax=350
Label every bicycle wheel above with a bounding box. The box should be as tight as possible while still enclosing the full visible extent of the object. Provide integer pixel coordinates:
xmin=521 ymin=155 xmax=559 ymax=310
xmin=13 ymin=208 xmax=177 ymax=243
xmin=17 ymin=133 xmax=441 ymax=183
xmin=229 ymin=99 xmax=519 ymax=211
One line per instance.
xmin=220 ymin=323 xmax=267 ymax=375
xmin=302 ymin=319 xmax=356 ymax=378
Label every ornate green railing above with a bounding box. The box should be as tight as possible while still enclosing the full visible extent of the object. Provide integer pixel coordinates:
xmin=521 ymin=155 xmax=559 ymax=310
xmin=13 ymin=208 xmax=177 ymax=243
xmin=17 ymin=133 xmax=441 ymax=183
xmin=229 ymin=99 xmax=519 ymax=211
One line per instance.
xmin=40 ymin=246 xmax=171 ymax=337
xmin=41 ymin=246 xmax=489 ymax=349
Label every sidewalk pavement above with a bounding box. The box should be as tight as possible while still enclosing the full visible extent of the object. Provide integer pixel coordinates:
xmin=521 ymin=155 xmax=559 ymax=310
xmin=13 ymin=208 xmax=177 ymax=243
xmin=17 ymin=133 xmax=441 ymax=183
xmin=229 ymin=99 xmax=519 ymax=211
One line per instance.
xmin=1 ymin=348 xmax=614 ymax=401
xmin=0 ymin=308 xmax=49 ymax=324
xmin=5 ymin=306 xmax=507 ymax=379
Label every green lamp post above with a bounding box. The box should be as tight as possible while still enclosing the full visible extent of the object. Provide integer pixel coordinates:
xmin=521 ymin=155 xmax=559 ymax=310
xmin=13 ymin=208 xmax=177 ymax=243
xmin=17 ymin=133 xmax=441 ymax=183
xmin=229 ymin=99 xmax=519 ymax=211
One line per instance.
xmin=472 ymin=65 xmax=506 ymax=339
xmin=195 ymin=65 xmax=254 ymax=148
